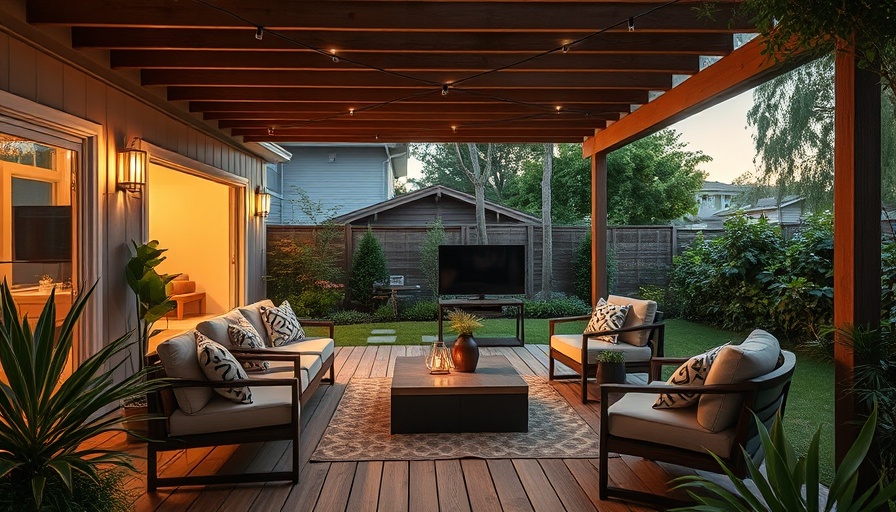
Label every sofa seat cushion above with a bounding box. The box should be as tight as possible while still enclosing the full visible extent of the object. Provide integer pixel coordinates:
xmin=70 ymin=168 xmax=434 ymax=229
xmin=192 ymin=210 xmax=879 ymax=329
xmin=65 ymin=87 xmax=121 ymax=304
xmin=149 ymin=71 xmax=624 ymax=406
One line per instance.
xmin=168 ymin=385 xmax=298 ymax=437
xmin=609 ymin=294 xmax=658 ymax=347
xmin=608 ymin=386 xmax=736 ymax=458
xmin=195 ymin=309 xmax=247 ymax=348
xmin=551 ymin=334 xmax=652 ymax=365
xmin=251 ymin=353 xmax=323 ymax=393
xmin=699 ymin=329 xmax=782 ymax=432
xmin=157 ymin=331 xmax=214 ymax=415
xmin=269 ymin=337 xmax=334 ymax=362
xmin=237 ymin=299 xmax=276 ymax=346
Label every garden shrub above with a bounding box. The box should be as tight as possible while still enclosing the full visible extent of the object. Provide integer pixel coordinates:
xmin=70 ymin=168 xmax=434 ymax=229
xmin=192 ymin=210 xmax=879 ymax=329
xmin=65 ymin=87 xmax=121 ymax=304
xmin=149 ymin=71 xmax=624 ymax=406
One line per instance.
xmin=373 ymin=302 xmax=396 ymax=322
xmin=348 ymin=229 xmax=389 ymax=310
xmin=266 ymin=228 xmax=344 ymax=318
xmin=522 ymin=293 xmax=591 ymax=318
xmin=328 ymin=309 xmax=372 ymax=325
xmin=400 ymin=300 xmax=439 ymax=321
xmin=420 ymin=218 xmax=445 ymax=299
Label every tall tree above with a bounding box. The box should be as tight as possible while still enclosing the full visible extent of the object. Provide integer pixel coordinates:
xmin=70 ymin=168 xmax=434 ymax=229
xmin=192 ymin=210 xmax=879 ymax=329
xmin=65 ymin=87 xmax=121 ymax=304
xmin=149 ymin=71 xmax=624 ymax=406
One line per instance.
xmin=410 ymin=143 xmax=535 ymax=200
xmin=455 ymin=143 xmax=495 ymax=243
xmin=541 ymin=143 xmax=554 ymax=296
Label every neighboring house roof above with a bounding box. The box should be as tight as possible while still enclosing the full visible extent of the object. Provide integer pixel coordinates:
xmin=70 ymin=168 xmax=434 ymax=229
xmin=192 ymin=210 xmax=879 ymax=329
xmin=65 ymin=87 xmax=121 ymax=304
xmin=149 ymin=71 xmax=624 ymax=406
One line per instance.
xmin=716 ymin=195 xmax=804 ymax=217
xmin=329 ymin=185 xmax=541 ymax=225
xmin=698 ymin=180 xmax=746 ymax=194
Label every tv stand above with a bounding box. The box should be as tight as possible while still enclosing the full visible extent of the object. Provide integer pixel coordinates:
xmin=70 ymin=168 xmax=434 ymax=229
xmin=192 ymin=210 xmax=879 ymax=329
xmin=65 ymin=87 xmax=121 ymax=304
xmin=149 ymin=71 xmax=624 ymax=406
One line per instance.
xmin=438 ymin=298 xmax=524 ymax=347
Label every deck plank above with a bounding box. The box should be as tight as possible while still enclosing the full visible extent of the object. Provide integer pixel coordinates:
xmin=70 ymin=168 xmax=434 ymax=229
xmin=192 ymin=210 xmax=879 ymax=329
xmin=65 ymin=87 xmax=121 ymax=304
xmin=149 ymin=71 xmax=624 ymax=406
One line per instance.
xmin=346 ymin=461 xmax=384 ymax=512
xmin=378 ymin=461 xmax=410 ymax=512
xmin=370 ymin=345 xmax=393 ymax=378
xmin=512 ymin=459 xmax=565 ymax=512
xmin=313 ymin=461 xmax=357 ymax=512
xmin=436 ymin=459 xmax=472 ymax=512
xmin=487 ymin=459 xmax=534 ymax=512
xmin=461 ymin=459 xmax=501 ymax=512
xmin=408 ymin=461 xmax=440 ymax=512
xmin=538 ymin=459 xmax=598 ymax=512
xmin=563 ymin=459 xmax=639 ymax=512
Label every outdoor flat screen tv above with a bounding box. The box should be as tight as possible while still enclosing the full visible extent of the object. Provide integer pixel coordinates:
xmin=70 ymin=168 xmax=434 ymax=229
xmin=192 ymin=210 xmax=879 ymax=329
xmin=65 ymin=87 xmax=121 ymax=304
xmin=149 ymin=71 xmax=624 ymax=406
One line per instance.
xmin=438 ymin=244 xmax=525 ymax=297
xmin=13 ymin=205 xmax=72 ymax=262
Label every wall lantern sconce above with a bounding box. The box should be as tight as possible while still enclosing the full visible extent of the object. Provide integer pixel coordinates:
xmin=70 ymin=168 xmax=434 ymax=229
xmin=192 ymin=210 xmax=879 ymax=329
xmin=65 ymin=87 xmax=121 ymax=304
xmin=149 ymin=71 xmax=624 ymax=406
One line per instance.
xmin=255 ymin=187 xmax=271 ymax=218
xmin=117 ymin=147 xmax=147 ymax=193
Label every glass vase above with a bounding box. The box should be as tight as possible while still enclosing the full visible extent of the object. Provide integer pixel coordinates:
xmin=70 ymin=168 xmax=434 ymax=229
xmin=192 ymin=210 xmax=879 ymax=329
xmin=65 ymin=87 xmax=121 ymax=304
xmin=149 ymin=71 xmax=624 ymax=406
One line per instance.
xmin=425 ymin=341 xmax=454 ymax=374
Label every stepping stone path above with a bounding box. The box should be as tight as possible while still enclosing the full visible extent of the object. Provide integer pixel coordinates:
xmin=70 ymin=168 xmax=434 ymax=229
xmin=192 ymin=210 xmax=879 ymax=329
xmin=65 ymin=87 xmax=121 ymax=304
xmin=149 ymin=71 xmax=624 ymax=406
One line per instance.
xmin=420 ymin=335 xmax=439 ymax=344
xmin=367 ymin=329 xmax=396 ymax=344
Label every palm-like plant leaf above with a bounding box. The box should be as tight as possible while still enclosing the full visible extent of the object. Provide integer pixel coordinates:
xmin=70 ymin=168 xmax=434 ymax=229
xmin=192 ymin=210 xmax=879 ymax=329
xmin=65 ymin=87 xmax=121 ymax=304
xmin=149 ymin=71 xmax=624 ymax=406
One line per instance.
xmin=0 ymin=279 xmax=166 ymax=508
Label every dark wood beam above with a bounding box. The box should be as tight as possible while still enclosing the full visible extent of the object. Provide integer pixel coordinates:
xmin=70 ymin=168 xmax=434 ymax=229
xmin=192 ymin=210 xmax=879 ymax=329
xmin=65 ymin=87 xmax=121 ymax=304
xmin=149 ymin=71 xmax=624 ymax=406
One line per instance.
xmin=234 ymin=126 xmax=596 ymax=137
xmin=31 ymin=1 xmax=752 ymax=33
xmin=112 ymin=50 xmax=701 ymax=74
xmin=244 ymin=135 xmax=588 ymax=143
xmin=191 ymin=101 xmax=636 ymax=113
xmin=72 ymin=28 xmax=734 ymax=55
xmin=219 ymin=117 xmax=610 ymax=130
xmin=205 ymin=110 xmax=623 ymax=121
xmin=169 ymin=87 xmax=651 ymax=104
xmin=141 ymin=69 xmax=674 ymax=90
xmin=832 ymin=45 xmax=881 ymax=480
xmin=583 ymin=35 xmax=805 ymax=156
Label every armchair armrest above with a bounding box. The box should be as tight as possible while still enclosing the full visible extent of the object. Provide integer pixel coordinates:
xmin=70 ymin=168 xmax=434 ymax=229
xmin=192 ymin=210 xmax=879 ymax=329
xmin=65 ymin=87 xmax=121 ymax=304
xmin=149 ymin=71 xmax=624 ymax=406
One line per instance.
xmin=549 ymin=315 xmax=591 ymax=336
xmin=649 ymin=356 xmax=690 ymax=382
xmin=298 ymin=319 xmax=335 ymax=338
xmin=582 ymin=321 xmax=664 ymax=339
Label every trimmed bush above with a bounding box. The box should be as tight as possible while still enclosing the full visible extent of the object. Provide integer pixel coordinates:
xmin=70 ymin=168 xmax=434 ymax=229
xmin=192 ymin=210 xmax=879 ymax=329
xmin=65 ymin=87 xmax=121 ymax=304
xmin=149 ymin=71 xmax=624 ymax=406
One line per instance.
xmin=400 ymin=300 xmax=439 ymax=321
xmin=328 ymin=309 xmax=373 ymax=325
xmin=522 ymin=294 xmax=591 ymax=319
xmin=372 ymin=303 xmax=397 ymax=322
xmin=348 ymin=229 xmax=389 ymax=310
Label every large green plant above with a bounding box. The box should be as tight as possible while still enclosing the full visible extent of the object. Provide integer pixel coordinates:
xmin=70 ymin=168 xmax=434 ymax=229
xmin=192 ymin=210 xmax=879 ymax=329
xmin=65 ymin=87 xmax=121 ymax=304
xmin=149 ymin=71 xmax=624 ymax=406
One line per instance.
xmin=0 ymin=280 xmax=162 ymax=509
xmin=420 ymin=218 xmax=445 ymax=299
xmin=572 ymin=232 xmax=617 ymax=302
xmin=124 ymin=240 xmax=178 ymax=370
xmin=348 ymin=229 xmax=389 ymax=310
xmin=672 ymin=406 xmax=896 ymax=511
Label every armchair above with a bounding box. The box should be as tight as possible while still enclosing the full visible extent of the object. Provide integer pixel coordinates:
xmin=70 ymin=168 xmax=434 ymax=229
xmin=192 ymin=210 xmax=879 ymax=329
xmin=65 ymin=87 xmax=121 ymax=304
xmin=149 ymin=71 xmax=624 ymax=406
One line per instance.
xmin=548 ymin=295 xmax=664 ymax=402
xmin=598 ymin=340 xmax=796 ymax=508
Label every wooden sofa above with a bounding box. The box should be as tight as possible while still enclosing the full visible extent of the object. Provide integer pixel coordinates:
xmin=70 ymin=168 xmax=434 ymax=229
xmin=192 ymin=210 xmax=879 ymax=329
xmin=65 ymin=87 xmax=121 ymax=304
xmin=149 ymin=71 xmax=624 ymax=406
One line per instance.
xmin=145 ymin=299 xmax=335 ymax=490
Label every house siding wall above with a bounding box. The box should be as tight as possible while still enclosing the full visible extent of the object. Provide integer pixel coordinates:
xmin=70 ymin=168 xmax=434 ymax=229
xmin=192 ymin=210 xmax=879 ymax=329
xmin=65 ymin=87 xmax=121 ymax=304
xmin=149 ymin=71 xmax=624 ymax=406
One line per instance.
xmin=277 ymin=146 xmax=390 ymax=224
xmin=0 ymin=26 xmax=268 ymax=365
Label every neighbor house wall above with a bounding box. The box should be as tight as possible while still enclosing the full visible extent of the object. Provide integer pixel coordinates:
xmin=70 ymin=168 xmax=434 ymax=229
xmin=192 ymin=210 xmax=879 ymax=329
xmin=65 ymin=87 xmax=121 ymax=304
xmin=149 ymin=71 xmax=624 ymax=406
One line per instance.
xmin=0 ymin=16 xmax=269 ymax=365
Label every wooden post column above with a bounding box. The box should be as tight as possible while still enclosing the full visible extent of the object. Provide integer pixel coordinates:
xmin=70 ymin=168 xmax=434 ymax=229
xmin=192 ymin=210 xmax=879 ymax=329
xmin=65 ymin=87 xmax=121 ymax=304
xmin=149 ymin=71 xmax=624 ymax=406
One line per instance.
xmin=591 ymin=152 xmax=608 ymax=303
xmin=833 ymin=47 xmax=881 ymax=468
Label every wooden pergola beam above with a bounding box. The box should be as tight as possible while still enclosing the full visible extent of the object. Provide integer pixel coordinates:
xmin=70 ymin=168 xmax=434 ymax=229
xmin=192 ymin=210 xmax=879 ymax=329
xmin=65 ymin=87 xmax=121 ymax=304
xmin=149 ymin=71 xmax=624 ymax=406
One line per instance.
xmin=583 ymin=35 xmax=806 ymax=157
xmin=191 ymin=101 xmax=635 ymax=114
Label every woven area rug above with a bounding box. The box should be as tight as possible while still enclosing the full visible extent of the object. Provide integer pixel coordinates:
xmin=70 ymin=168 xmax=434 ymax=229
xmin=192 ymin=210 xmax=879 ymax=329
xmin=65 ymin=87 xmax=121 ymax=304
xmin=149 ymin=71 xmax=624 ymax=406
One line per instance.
xmin=311 ymin=375 xmax=601 ymax=461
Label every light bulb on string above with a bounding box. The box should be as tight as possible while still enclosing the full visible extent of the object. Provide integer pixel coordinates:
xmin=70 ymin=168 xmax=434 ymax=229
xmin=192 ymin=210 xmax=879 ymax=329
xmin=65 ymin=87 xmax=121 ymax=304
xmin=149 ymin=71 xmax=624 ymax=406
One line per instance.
xmin=255 ymin=26 xmax=264 ymax=40
xmin=562 ymin=44 xmax=570 ymax=54
xmin=330 ymin=49 xmax=339 ymax=63
xmin=349 ymin=108 xmax=355 ymax=116
xmin=628 ymin=17 xmax=635 ymax=31
xmin=441 ymin=84 xmax=449 ymax=96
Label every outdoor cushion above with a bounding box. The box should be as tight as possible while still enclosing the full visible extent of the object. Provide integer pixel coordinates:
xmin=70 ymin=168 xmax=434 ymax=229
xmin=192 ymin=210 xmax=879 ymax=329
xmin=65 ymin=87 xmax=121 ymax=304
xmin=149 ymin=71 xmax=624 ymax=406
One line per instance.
xmin=238 ymin=299 xmax=276 ymax=346
xmin=698 ymin=329 xmax=782 ymax=432
xmin=269 ymin=337 xmax=335 ymax=362
xmin=156 ymin=331 xmax=214 ymax=415
xmin=551 ymin=334 xmax=652 ymax=364
xmin=585 ymin=298 xmax=630 ymax=343
xmin=260 ymin=300 xmax=306 ymax=346
xmin=253 ymin=353 xmax=322 ymax=393
xmin=608 ymin=384 xmax=737 ymax=457
xmin=196 ymin=332 xmax=253 ymax=404
xmin=654 ymin=343 xmax=728 ymax=409
xmin=168 ymin=385 xmax=298 ymax=437
xmin=195 ymin=308 xmax=247 ymax=348
xmin=228 ymin=317 xmax=269 ymax=372
xmin=609 ymin=294 xmax=658 ymax=347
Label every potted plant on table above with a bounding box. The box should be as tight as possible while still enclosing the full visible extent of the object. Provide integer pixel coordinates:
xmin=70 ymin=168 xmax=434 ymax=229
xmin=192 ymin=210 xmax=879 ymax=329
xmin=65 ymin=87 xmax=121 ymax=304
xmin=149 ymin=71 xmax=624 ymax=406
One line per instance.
xmin=596 ymin=351 xmax=626 ymax=385
xmin=446 ymin=308 xmax=483 ymax=372
xmin=0 ymin=280 xmax=163 ymax=511
xmin=123 ymin=240 xmax=179 ymax=435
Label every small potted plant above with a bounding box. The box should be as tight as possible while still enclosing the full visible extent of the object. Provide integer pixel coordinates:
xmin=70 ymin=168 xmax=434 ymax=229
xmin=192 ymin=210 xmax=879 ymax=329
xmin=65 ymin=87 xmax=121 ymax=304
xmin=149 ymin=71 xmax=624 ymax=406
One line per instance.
xmin=446 ymin=308 xmax=483 ymax=372
xmin=38 ymin=274 xmax=54 ymax=293
xmin=596 ymin=351 xmax=626 ymax=385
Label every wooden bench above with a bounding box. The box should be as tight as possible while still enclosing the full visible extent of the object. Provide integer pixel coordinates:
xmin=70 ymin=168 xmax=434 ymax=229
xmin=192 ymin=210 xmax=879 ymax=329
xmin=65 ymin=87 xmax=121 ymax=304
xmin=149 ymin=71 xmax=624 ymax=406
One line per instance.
xmin=170 ymin=292 xmax=205 ymax=319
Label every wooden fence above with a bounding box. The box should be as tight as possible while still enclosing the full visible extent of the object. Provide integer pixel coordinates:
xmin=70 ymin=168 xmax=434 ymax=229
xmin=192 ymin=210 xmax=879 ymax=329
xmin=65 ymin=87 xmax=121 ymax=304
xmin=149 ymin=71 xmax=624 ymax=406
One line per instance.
xmin=267 ymin=223 xmax=803 ymax=298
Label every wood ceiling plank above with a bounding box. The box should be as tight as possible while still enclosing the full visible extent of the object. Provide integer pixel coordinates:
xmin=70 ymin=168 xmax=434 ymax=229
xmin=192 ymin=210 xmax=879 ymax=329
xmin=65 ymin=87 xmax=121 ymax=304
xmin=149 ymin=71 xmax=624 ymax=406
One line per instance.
xmin=215 ymin=115 xmax=617 ymax=127
xmin=141 ymin=69 xmax=674 ymax=89
xmin=235 ymin=126 xmax=598 ymax=135
xmin=203 ymin=109 xmax=624 ymax=120
xmin=72 ymin=28 xmax=734 ymax=55
xmin=31 ymin=1 xmax=752 ymax=33
xmin=112 ymin=50 xmax=701 ymax=74
xmin=169 ymin=87 xmax=651 ymax=103
xmin=243 ymin=135 xmax=590 ymax=143
xmin=193 ymin=101 xmax=631 ymax=114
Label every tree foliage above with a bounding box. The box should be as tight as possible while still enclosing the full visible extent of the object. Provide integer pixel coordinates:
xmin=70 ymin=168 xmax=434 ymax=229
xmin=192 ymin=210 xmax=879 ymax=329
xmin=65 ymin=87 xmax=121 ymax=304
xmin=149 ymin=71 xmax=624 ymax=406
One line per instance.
xmin=348 ymin=229 xmax=389 ymax=310
xmin=410 ymin=143 xmax=536 ymax=201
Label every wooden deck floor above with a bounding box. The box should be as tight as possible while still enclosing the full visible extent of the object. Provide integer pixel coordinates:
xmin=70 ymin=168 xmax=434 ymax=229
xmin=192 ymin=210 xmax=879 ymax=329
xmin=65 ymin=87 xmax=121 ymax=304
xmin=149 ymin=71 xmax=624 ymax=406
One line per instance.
xmin=115 ymin=345 xmax=713 ymax=512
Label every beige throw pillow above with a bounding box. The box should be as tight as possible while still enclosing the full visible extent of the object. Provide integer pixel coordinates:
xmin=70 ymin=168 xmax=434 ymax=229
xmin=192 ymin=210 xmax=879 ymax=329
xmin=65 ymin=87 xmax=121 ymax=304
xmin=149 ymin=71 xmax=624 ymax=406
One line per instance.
xmin=609 ymin=295 xmax=657 ymax=347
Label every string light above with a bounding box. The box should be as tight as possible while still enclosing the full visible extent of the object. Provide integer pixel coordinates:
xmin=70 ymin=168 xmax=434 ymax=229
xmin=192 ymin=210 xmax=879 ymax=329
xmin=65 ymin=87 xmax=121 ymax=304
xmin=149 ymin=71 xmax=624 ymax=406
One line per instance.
xmin=330 ymin=49 xmax=339 ymax=63
xmin=267 ymin=127 xmax=274 ymax=135
xmin=628 ymin=17 xmax=635 ymax=31
xmin=556 ymin=106 xmax=562 ymax=114
xmin=451 ymin=125 xmax=457 ymax=133
xmin=255 ymin=26 xmax=264 ymax=40
xmin=562 ymin=44 xmax=570 ymax=54
xmin=349 ymin=108 xmax=355 ymax=116
xmin=441 ymin=84 xmax=449 ymax=96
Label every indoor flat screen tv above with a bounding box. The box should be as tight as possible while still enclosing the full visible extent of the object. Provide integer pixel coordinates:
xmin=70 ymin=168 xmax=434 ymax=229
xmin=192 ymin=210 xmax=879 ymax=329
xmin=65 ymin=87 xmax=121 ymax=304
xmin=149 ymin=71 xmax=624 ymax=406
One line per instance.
xmin=438 ymin=244 xmax=525 ymax=297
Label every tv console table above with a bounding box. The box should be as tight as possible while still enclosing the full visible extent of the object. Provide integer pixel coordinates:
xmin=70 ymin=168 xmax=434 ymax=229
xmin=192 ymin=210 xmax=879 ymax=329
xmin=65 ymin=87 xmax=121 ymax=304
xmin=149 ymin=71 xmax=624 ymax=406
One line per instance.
xmin=438 ymin=298 xmax=524 ymax=346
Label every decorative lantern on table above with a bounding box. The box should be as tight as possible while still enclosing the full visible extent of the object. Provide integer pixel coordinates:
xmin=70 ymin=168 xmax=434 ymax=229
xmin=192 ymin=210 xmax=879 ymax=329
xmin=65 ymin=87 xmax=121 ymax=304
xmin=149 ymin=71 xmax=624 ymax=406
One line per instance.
xmin=425 ymin=341 xmax=454 ymax=374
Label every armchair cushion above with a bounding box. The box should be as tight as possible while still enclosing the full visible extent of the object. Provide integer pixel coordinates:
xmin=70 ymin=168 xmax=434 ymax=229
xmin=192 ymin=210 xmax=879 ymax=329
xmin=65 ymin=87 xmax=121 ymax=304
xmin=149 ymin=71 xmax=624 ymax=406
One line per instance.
xmin=195 ymin=308 xmax=247 ymax=349
xmin=608 ymin=386 xmax=737 ymax=457
xmin=156 ymin=331 xmax=213 ymax=415
xmin=237 ymin=299 xmax=276 ymax=346
xmin=228 ymin=317 xmax=269 ymax=372
xmin=609 ymin=295 xmax=657 ymax=347
xmin=551 ymin=334 xmax=652 ymax=365
xmin=260 ymin=300 xmax=306 ymax=347
xmin=585 ymin=298 xmax=630 ymax=343
xmin=252 ymin=353 xmax=322 ymax=393
xmin=698 ymin=329 xmax=782 ymax=432
xmin=168 ymin=384 xmax=298 ymax=436
xmin=196 ymin=332 xmax=253 ymax=404
xmin=654 ymin=343 xmax=728 ymax=409
xmin=270 ymin=337 xmax=335 ymax=362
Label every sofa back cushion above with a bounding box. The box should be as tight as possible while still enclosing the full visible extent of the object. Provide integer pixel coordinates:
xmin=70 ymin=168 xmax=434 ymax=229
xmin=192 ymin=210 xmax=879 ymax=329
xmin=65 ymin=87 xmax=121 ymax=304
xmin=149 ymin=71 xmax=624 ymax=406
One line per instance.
xmin=195 ymin=308 xmax=247 ymax=348
xmin=698 ymin=329 xmax=781 ymax=432
xmin=238 ymin=299 xmax=276 ymax=346
xmin=157 ymin=331 xmax=213 ymax=415
xmin=609 ymin=294 xmax=657 ymax=347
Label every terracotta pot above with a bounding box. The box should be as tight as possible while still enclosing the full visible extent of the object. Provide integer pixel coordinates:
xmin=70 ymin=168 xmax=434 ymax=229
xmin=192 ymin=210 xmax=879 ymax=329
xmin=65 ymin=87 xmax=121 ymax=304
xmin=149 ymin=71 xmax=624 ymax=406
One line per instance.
xmin=598 ymin=361 xmax=626 ymax=385
xmin=451 ymin=334 xmax=480 ymax=372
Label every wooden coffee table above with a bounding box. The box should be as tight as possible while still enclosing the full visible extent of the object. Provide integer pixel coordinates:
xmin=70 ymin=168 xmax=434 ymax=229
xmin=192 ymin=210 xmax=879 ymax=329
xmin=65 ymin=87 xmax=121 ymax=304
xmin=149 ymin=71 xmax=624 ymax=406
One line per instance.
xmin=390 ymin=355 xmax=529 ymax=434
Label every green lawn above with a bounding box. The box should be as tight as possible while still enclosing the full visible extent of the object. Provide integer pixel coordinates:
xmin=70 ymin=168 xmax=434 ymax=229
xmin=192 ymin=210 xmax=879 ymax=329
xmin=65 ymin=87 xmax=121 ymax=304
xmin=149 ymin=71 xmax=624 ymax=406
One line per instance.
xmin=320 ymin=317 xmax=835 ymax=483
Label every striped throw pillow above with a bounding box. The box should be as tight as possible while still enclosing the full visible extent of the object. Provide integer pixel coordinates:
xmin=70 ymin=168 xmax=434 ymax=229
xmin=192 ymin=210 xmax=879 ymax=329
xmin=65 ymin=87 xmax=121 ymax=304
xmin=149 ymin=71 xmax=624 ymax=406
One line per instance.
xmin=196 ymin=331 xmax=253 ymax=404
xmin=260 ymin=300 xmax=306 ymax=347
xmin=653 ymin=343 xmax=728 ymax=409
xmin=228 ymin=316 xmax=269 ymax=372
xmin=585 ymin=298 xmax=630 ymax=343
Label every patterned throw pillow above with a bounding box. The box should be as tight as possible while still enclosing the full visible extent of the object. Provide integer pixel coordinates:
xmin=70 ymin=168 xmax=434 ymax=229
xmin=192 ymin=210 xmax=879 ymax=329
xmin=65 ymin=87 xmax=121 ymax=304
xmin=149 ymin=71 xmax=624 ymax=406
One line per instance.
xmin=196 ymin=331 xmax=253 ymax=404
xmin=228 ymin=317 xmax=269 ymax=372
xmin=585 ymin=298 xmax=630 ymax=343
xmin=653 ymin=343 xmax=728 ymax=409
xmin=260 ymin=300 xmax=305 ymax=347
